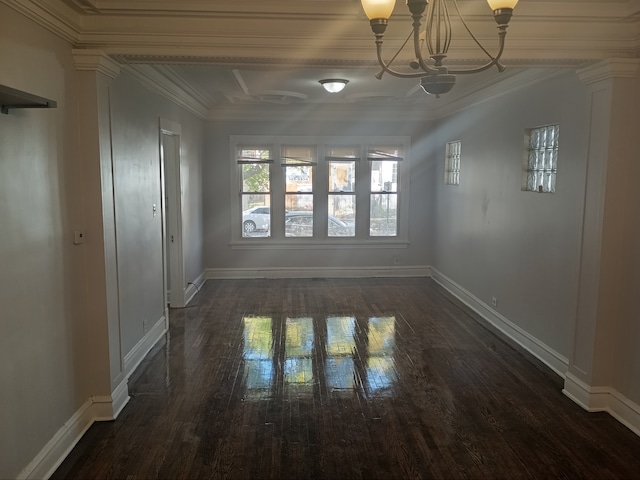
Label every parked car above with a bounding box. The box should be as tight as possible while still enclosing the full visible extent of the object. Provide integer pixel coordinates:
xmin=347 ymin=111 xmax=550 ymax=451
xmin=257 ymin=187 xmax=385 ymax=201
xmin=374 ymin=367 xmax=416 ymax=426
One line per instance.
xmin=242 ymin=206 xmax=271 ymax=234
xmin=285 ymin=211 xmax=354 ymax=237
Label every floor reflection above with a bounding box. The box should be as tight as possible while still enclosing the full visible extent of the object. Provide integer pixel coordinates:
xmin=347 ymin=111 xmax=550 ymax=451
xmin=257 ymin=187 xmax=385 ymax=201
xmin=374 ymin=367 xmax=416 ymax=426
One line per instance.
xmin=241 ymin=314 xmax=396 ymax=399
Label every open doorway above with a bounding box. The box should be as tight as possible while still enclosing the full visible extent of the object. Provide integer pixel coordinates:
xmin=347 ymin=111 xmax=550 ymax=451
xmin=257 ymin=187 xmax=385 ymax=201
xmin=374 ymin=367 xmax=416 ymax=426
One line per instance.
xmin=160 ymin=118 xmax=185 ymax=308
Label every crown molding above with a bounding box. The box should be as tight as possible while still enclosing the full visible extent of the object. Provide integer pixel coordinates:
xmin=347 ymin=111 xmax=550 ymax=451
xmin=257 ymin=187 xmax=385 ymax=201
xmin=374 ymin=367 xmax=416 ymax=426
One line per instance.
xmin=1 ymin=0 xmax=81 ymax=43
xmin=4 ymin=0 xmax=639 ymax=68
xmin=73 ymin=49 xmax=121 ymax=78
xmin=577 ymin=58 xmax=640 ymax=84
xmin=122 ymin=64 xmax=210 ymax=119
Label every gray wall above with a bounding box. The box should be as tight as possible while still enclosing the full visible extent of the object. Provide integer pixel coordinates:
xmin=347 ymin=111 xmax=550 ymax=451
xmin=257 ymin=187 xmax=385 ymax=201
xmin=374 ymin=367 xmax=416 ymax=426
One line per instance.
xmin=0 ymin=6 xmax=85 ymax=478
xmin=0 ymin=5 xmax=205 ymax=477
xmin=429 ymin=72 xmax=589 ymax=358
xmin=109 ymin=73 xmax=205 ymax=355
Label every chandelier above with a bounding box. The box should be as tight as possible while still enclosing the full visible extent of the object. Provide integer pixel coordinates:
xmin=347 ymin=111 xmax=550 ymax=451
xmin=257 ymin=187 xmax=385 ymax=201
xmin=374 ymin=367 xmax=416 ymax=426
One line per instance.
xmin=360 ymin=0 xmax=519 ymax=96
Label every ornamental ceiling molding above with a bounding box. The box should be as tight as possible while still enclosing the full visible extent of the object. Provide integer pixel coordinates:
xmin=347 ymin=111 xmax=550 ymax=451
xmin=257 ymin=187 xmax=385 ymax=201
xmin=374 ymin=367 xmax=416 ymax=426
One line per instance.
xmin=4 ymin=0 xmax=639 ymax=67
xmin=0 ymin=0 xmax=80 ymax=43
xmin=121 ymin=64 xmax=211 ymax=118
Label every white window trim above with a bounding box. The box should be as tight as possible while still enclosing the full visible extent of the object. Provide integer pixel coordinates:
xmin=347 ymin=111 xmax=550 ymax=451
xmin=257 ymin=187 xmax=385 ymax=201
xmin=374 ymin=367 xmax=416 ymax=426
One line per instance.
xmin=229 ymin=135 xmax=411 ymax=248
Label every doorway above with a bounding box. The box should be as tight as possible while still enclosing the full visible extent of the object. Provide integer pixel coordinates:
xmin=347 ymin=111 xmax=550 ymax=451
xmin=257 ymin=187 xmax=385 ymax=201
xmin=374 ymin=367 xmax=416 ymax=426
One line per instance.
xmin=160 ymin=118 xmax=185 ymax=308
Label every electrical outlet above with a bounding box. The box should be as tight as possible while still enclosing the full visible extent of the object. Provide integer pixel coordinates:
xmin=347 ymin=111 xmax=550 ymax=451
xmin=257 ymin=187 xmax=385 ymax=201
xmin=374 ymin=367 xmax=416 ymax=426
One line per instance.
xmin=393 ymin=254 xmax=399 ymax=265
xmin=491 ymin=297 xmax=498 ymax=307
xmin=143 ymin=319 xmax=148 ymax=333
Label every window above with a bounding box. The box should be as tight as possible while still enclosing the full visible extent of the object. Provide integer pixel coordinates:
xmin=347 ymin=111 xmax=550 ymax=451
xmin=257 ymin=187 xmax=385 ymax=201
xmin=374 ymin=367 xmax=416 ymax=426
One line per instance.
xmin=231 ymin=136 xmax=410 ymax=244
xmin=238 ymin=146 xmax=272 ymax=237
xmin=283 ymin=145 xmax=316 ymax=237
xmin=523 ymin=124 xmax=559 ymax=193
xmin=445 ymin=140 xmax=461 ymax=185
xmin=327 ymin=146 xmax=357 ymax=237
xmin=369 ymin=146 xmax=402 ymax=237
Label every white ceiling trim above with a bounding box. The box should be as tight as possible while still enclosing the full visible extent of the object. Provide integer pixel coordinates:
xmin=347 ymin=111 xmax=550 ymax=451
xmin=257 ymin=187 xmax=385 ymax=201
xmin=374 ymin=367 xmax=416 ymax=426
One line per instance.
xmin=122 ymin=64 xmax=210 ymax=119
xmin=1 ymin=0 xmax=81 ymax=43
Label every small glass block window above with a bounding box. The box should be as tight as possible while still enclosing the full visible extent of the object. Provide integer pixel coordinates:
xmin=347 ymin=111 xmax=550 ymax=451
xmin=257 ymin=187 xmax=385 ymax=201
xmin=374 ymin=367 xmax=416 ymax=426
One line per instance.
xmin=523 ymin=124 xmax=559 ymax=193
xmin=445 ymin=140 xmax=461 ymax=185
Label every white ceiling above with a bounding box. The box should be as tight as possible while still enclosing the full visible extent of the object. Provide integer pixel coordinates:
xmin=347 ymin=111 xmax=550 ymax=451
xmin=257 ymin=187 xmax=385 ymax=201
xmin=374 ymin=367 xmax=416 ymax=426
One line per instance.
xmin=19 ymin=0 xmax=640 ymax=116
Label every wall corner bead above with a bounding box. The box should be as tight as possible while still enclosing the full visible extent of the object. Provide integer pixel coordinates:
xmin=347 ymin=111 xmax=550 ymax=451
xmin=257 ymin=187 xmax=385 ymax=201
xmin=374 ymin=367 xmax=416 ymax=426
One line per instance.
xmin=72 ymin=49 xmax=121 ymax=79
xmin=577 ymin=58 xmax=640 ymax=85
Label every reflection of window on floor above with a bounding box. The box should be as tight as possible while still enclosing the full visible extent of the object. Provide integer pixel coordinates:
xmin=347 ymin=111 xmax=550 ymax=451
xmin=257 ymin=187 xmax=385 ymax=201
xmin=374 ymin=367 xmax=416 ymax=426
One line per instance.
xmin=284 ymin=317 xmax=314 ymax=388
xmin=243 ymin=316 xmax=274 ymax=397
xmin=325 ymin=316 xmax=356 ymax=391
xmin=365 ymin=317 xmax=397 ymax=394
xmin=241 ymin=315 xmax=397 ymax=398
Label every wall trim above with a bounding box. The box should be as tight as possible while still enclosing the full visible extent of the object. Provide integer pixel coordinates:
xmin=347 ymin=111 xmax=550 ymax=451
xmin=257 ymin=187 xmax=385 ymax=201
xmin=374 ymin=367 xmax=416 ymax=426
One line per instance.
xmin=205 ymin=265 xmax=431 ymax=280
xmin=20 ymin=377 xmax=129 ymax=480
xmin=185 ymin=270 xmax=206 ymax=305
xmin=22 ymin=314 xmax=169 ymax=479
xmin=563 ymin=373 xmax=640 ymax=437
xmin=123 ymin=314 xmax=167 ymax=379
xmin=430 ymin=268 xmax=569 ymax=378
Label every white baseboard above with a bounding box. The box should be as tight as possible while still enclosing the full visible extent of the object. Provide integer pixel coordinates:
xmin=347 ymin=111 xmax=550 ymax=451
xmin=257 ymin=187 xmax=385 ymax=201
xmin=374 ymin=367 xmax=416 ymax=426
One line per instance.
xmin=23 ymin=314 xmax=168 ymax=480
xmin=123 ymin=314 xmax=167 ymax=379
xmin=430 ymin=268 xmax=568 ymax=378
xmin=20 ymin=377 xmax=129 ymax=480
xmin=431 ymin=268 xmax=640 ymax=439
xmin=563 ymin=373 xmax=640 ymax=437
xmin=185 ymin=270 xmax=205 ymax=305
xmin=91 ymin=378 xmax=130 ymax=421
xmin=205 ymin=265 xmax=431 ymax=279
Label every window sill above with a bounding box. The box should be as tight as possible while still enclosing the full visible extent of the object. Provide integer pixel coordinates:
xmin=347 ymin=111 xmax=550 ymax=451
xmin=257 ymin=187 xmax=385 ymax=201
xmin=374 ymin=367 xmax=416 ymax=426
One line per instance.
xmin=229 ymin=239 xmax=410 ymax=250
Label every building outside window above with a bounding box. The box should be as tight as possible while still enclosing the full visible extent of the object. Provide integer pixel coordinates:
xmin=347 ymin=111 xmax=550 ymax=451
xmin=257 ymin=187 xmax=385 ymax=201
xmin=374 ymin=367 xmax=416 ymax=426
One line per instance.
xmin=368 ymin=146 xmax=402 ymax=237
xmin=327 ymin=146 xmax=357 ymax=238
xmin=283 ymin=145 xmax=316 ymax=237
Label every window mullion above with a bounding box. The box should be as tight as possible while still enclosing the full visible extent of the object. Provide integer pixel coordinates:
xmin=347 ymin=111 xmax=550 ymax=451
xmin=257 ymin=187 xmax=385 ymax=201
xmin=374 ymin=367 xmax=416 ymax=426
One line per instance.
xmin=357 ymin=146 xmax=371 ymax=238
xmin=271 ymin=144 xmax=286 ymax=239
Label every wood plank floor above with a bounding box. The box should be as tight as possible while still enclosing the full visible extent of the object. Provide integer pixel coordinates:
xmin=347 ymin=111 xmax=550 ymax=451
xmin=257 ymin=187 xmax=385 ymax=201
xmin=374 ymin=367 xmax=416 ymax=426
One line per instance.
xmin=52 ymin=277 xmax=640 ymax=479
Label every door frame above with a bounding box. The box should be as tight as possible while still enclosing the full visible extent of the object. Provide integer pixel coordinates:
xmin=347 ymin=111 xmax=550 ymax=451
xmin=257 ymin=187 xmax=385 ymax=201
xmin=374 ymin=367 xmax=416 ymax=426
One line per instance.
xmin=159 ymin=118 xmax=185 ymax=308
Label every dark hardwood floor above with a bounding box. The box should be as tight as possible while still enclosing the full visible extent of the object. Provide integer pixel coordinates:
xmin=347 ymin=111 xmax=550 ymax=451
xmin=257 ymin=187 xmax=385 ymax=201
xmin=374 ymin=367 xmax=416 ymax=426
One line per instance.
xmin=52 ymin=277 xmax=640 ymax=479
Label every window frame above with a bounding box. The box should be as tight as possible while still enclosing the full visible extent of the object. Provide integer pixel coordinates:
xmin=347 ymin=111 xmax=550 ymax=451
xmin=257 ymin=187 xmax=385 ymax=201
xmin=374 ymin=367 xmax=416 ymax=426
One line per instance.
xmin=229 ymin=135 xmax=411 ymax=248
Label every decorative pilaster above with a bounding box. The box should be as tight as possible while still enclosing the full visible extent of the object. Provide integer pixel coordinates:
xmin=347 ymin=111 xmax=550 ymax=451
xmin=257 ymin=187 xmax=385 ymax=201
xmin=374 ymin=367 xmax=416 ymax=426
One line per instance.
xmin=564 ymin=58 xmax=640 ymax=416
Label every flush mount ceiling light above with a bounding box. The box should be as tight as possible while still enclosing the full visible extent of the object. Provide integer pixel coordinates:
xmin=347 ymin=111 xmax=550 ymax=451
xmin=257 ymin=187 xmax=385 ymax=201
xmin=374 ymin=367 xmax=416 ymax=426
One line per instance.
xmin=360 ymin=0 xmax=519 ymax=96
xmin=319 ymin=79 xmax=349 ymax=93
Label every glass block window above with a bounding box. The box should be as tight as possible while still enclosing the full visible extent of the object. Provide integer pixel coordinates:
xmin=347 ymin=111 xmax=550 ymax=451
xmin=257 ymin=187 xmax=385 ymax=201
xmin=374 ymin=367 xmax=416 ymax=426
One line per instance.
xmin=445 ymin=140 xmax=461 ymax=185
xmin=523 ymin=124 xmax=559 ymax=193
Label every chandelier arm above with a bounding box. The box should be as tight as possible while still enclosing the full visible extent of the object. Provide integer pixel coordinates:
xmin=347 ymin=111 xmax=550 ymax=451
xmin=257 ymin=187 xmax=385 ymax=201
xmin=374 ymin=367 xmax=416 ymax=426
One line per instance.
xmin=410 ymin=13 xmax=432 ymax=74
xmin=375 ymin=41 xmax=437 ymax=78
xmin=452 ymin=0 xmax=494 ymax=60
xmin=446 ymin=29 xmax=507 ymax=75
